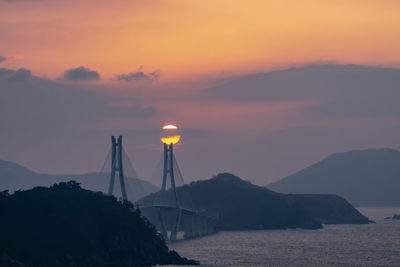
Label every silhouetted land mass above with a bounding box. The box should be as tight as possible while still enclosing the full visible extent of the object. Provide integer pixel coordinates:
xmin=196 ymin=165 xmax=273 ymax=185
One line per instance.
xmin=268 ymin=148 xmax=400 ymax=206
xmin=0 ymin=159 xmax=158 ymax=201
xmin=0 ymin=182 xmax=198 ymax=267
xmin=284 ymin=194 xmax=372 ymax=224
xmin=385 ymin=214 xmax=400 ymax=220
xmin=138 ymin=173 xmax=369 ymax=230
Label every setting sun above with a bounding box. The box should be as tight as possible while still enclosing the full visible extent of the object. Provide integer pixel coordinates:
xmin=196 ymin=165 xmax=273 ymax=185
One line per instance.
xmin=160 ymin=135 xmax=181 ymax=145
xmin=161 ymin=124 xmax=181 ymax=144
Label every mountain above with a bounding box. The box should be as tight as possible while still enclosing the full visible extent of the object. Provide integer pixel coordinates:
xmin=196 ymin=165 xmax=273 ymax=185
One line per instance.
xmin=0 ymin=181 xmax=198 ymax=266
xmin=268 ymin=148 xmax=400 ymax=206
xmin=137 ymin=173 xmax=369 ymax=230
xmin=0 ymin=159 xmax=158 ymax=202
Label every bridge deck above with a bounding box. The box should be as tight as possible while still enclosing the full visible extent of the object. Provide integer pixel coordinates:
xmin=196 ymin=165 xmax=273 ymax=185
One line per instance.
xmin=138 ymin=205 xmax=197 ymax=214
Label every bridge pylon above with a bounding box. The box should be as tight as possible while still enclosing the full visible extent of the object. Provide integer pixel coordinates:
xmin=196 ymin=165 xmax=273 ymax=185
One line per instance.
xmin=108 ymin=135 xmax=128 ymax=202
xmin=159 ymin=142 xmax=181 ymax=241
xmin=137 ymin=124 xmax=217 ymax=241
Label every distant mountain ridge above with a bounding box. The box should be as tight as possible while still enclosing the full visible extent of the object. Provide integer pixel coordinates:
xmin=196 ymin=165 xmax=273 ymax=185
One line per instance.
xmin=0 ymin=160 xmax=371 ymax=230
xmin=268 ymin=148 xmax=400 ymax=206
xmin=0 ymin=159 xmax=158 ymax=201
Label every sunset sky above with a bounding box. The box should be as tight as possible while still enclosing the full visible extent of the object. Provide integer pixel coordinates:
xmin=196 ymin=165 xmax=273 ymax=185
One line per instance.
xmin=2 ymin=0 xmax=400 ymax=79
xmin=1 ymin=0 xmax=400 ymax=185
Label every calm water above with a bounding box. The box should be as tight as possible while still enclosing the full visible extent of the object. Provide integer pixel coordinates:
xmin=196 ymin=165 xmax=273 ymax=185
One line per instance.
xmin=168 ymin=207 xmax=400 ymax=267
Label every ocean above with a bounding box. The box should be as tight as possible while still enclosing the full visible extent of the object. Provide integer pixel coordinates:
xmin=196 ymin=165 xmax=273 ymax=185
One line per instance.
xmin=168 ymin=207 xmax=400 ymax=266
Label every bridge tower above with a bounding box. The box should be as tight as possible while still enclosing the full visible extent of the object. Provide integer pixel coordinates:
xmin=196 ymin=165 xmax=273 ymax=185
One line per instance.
xmin=136 ymin=125 xmax=217 ymax=241
xmin=108 ymin=135 xmax=128 ymax=201
xmin=159 ymin=125 xmax=182 ymax=240
xmin=161 ymin=142 xmax=180 ymax=205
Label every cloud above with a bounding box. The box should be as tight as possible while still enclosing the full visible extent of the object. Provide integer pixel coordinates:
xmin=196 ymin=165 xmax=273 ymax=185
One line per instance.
xmin=116 ymin=69 xmax=161 ymax=82
xmin=0 ymin=67 xmax=157 ymax=134
xmin=0 ymin=56 xmax=24 ymax=63
xmin=62 ymin=66 xmax=100 ymax=81
xmin=206 ymin=64 xmax=400 ymax=118
xmin=149 ymin=70 xmax=161 ymax=79
xmin=7 ymin=68 xmax=31 ymax=82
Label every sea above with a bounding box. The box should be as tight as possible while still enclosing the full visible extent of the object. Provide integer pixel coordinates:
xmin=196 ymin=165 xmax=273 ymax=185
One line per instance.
xmin=168 ymin=207 xmax=400 ymax=267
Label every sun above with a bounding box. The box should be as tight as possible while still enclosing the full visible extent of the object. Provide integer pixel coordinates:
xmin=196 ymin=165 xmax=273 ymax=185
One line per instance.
xmin=160 ymin=124 xmax=181 ymax=144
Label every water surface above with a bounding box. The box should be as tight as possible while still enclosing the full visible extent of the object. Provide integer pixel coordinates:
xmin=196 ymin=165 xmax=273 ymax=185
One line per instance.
xmin=168 ymin=207 xmax=400 ymax=266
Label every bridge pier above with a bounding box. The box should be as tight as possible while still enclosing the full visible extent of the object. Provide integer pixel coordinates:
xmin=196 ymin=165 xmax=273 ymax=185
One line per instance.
xmin=170 ymin=209 xmax=181 ymax=241
xmin=158 ymin=208 xmax=168 ymax=240
xmin=184 ymin=214 xmax=202 ymax=238
xmin=139 ymin=206 xmax=218 ymax=241
xmin=201 ymin=216 xmax=208 ymax=236
xmin=183 ymin=213 xmax=196 ymax=239
xmin=184 ymin=214 xmax=216 ymax=238
xmin=206 ymin=218 xmax=215 ymax=235
xmin=195 ymin=215 xmax=202 ymax=237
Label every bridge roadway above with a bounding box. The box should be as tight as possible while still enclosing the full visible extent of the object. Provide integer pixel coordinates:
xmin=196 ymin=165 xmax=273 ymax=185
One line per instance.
xmin=138 ymin=204 xmax=218 ymax=241
xmin=138 ymin=205 xmax=196 ymax=214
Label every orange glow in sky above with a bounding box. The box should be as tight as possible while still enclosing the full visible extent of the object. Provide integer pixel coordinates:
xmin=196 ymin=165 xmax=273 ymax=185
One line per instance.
xmin=1 ymin=0 xmax=400 ymax=80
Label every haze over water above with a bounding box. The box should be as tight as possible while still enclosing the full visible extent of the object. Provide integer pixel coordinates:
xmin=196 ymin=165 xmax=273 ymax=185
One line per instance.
xmin=169 ymin=207 xmax=400 ymax=266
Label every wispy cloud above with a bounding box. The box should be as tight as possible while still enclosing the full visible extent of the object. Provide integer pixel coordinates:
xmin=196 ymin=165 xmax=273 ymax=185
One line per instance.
xmin=0 ymin=55 xmax=24 ymax=62
xmin=116 ymin=66 xmax=160 ymax=82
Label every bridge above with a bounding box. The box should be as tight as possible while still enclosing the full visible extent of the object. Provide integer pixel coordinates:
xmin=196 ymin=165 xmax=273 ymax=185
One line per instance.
xmin=138 ymin=205 xmax=218 ymax=240
xmin=102 ymin=133 xmax=218 ymax=241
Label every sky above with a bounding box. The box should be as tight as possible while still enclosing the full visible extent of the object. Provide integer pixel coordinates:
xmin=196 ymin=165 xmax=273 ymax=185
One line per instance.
xmin=1 ymin=0 xmax=400 ymax=186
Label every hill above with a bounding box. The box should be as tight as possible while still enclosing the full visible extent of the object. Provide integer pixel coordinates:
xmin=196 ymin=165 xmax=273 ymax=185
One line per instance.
xmin=0 ymin=181 xmax=197 ymax=266
xmin=268 ymin=148 xmax=400 ymax=206
xmin=0 ymin=159 xmax=158 ymax=202
xmin=137 ymin=173 xmax=369 ymax=230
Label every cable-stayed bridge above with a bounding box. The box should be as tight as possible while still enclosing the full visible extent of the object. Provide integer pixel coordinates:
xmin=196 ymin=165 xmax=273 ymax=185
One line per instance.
xmin=101 ymin=135 xmax=218 ymax=241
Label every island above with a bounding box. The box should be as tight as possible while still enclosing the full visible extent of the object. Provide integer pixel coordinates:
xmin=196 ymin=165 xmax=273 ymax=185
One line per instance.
xmin=137 ymin=173 xmax=370 ymax=231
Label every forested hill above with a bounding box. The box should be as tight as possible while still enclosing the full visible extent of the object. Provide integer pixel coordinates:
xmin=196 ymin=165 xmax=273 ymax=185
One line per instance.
xmin=0 ymin=182 xmax=198 ymax=267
